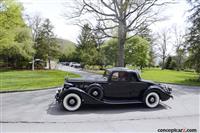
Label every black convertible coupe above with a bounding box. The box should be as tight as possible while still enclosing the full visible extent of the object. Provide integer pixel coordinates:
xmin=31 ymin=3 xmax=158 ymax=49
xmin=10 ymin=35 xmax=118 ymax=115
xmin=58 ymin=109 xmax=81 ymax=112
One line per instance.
xmin=55 ymin=67 xmax=172 ymax=111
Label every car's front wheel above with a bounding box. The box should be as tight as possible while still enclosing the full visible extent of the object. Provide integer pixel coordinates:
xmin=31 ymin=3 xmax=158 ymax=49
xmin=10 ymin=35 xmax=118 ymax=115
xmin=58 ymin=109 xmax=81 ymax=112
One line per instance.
xmin=144 ymin=92 xmax=160 ymax=108
xmin=62 ymin=93 xmax=82 ymax=111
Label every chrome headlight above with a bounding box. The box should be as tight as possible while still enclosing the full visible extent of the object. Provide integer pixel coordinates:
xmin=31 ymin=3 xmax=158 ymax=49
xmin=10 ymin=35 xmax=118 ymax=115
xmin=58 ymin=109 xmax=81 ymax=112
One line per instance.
xmin=56 ymin=87 xmax=62 ymax=93
xmin=160 ymin=84 xmax=170 ymax=92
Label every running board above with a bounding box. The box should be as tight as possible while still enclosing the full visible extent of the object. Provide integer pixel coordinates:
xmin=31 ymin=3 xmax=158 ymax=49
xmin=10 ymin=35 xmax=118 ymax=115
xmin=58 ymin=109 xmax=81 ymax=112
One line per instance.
xmin=102 ymin=99 xmax=143 ymax=105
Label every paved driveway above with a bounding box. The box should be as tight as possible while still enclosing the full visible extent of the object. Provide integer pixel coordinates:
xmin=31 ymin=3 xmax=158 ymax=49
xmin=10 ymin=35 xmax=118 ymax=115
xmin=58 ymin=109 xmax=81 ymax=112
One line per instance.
xmin=1 ymin=66 xmax=200 ymax=132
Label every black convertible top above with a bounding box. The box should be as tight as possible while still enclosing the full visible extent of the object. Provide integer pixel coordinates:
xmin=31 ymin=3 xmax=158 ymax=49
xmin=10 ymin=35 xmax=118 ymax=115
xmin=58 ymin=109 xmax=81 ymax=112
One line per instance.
xmin=106 ymin=67 xmax=140 ymax=73
xmin=106 ymin=67 xmax=141 ymax=80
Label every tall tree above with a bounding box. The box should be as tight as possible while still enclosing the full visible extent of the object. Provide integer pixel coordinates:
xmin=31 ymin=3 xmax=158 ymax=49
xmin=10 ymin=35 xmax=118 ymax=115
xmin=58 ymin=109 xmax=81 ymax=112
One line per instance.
xmin=0 ymin=0 xmax=34 ymax=68
xmin=102 ymin=36 xmax=149 ymax=69
xmin=65 ymin=0 xmax=173 ymax=67
xmin=172 ymin=25 xmax=186 ymax=70
xmin=157 ymin=30 xmax=170 ymax=70
xmin=186 ymin=0 xmax=200 ymax=76
xmin=75 ymin=24 xmax=101 ymax=66
xmin=77 ymin=24 xmax=96 ymax=50
xmin=101 ymin=39 xmax=118 ymax=66
xmin=26 ymin=15 xmax=42 ymax=70
xmin=137 ymin=23 xmax=156 ymax=67
xmin=36 ymin=19 xmax=60 ymax=69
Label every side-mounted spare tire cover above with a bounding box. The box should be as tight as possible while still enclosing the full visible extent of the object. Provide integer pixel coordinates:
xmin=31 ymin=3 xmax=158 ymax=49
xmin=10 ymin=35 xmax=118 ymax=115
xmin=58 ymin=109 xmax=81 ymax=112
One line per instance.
xmin=86 ymin=83 xmax=104 ymax=100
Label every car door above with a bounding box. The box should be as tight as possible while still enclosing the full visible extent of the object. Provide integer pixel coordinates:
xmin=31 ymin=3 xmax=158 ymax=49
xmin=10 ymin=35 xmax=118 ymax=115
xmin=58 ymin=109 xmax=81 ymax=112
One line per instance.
xmin=128 ymin=72 xmax=149 ymax=98
xmin=104 ymin=71 xmax=132 ymax=98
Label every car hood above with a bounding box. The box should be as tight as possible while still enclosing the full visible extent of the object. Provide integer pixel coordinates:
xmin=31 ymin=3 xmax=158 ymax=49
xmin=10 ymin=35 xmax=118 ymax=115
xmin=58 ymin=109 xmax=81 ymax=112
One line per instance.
xmin=66 ymin=77 xmax=108 ymax=83
xmin=141 ymin=79 xmax=158 ymax=85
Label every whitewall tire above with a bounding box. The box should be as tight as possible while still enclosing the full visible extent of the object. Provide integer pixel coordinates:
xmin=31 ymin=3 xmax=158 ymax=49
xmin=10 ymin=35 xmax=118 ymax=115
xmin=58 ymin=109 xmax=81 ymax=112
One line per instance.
xmin=62 ymin=93 xmax=81 ymax=111
xmin=145 ymin=92 xmax=160 ymax=108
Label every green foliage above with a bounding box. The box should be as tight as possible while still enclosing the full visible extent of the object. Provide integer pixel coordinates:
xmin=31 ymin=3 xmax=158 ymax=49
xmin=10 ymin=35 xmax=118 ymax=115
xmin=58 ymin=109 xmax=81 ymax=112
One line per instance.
xmin=101 ymin=36 xmax=149 ymax=69
xmin=165 ymin=56 xmax=172 ymax=69
xmin=101 ymin=39 xmax=118 ymax=66
xmin=0 ymin=0 xmax=25 ymax=29
xmin=125 ymin=36 xmax=149 ymax=69
xmin=186 ymin=0 xmax=200 ymax=75
xmin=35 ymin=19 xmax=60 ymax=68
xmin=101 ymin=36 xmax=149 ymax=68
xmin=0 ymin=1 xmax=64 ymax=69
xmin=136 ymin=23 xmax=156 ymax=67
xmin=0 ymin=27 xmax=34 ymax=68
xmin=175 ymin=48 xmax=186 ymax=70
xmin=164 ymin=56 xmax=178 ymax=70
xmin=72 ymin=24 xmax=103 ymax=66
xmin=77 ymin=24 xmax=96 ymax=49
xmin=57 ymin=38 xmax=76 ymax=62
xmin=0 ymin=0 xmax=34 ymax=68
xmin=169 ymin=60 xmax=177 ymax=70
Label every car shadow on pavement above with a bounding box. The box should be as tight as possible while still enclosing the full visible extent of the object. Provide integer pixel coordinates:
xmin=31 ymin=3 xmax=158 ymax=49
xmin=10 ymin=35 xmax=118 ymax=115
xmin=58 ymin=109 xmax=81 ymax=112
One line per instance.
xmin=46 ymin=101 xmax=171 ymax=116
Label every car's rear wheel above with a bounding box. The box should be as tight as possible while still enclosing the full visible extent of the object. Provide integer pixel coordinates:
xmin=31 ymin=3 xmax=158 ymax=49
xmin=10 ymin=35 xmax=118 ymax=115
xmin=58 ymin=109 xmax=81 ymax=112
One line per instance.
xmin=62 ymin=93 xmax=81 ymax=111
xmin=144 ymin=92 xmax=160 ymax=108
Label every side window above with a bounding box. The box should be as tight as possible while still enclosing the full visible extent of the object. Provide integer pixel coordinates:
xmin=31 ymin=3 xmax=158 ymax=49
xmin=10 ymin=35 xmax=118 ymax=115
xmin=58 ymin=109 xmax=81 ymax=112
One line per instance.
xmin=111 ymin=72 xmax=119 ymax=81
xmin=129 ymin=73 xmax=138 ymax=82
xmin=111 ymin=72 xmax=129 ymax=81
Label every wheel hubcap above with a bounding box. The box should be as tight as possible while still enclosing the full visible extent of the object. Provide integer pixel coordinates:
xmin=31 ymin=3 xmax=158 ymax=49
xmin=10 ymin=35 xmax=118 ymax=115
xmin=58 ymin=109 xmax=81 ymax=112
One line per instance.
xmin=92 ymin=91 xmax=98 ymax=96
xmin=69 ymin=99 xmax=75 ymax=105
xmin=150 ymin=97 xmax=155 ymax=103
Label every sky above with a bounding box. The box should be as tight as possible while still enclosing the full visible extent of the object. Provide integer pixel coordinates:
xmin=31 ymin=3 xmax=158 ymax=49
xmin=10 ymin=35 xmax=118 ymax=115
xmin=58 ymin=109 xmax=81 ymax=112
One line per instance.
xmin=18 ymin=0 xmax=191 ymax=44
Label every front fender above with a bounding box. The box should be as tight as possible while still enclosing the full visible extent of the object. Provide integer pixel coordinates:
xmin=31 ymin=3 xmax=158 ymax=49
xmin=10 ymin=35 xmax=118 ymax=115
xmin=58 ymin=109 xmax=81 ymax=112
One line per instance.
xmin=59 ymin=87 xmax=84 ymax=100
xmin=143 ymin=85 xmax=172 ymax=101
xmin=58 ymin=87 xmax=103 ymax=104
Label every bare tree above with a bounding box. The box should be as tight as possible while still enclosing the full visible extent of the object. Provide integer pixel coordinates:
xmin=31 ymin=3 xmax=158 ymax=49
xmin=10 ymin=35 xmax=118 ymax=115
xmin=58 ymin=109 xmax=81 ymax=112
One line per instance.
xmin=64 ymin=0 xmax=173 ymax=67
xmin=26 ymin=15 xmax=42 ymax=70
xmin=172 ymin=25 xmax=186 ymax=70
xmin=157 ymin=30 xmax=170 ymax=69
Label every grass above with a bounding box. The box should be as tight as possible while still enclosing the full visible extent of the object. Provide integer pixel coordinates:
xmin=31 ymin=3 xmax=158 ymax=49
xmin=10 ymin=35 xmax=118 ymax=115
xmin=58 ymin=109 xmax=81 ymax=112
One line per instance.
xmin=0 ymin=70 xmax=80 ymax=92
xmin=141 ymin=68 xmax=200 ymax=86
xmin=1 ymin=68 xmax=199 ymax=92
xmin=86 ymin=68 xmax=200 ymax=86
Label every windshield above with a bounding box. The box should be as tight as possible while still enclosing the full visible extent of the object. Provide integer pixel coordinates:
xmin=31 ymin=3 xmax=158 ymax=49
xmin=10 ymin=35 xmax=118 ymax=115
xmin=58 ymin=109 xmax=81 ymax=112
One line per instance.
xmin=103 ymin=70 xmax=110 ymax=78
xmin=136 ymin=72 xmax=142 ymax=81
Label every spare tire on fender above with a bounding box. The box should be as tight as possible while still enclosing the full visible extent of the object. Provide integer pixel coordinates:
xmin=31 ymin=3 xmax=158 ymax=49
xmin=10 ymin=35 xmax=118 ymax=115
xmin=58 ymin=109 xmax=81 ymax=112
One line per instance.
xmin=86 ymin=84 xmax=103 ymax=100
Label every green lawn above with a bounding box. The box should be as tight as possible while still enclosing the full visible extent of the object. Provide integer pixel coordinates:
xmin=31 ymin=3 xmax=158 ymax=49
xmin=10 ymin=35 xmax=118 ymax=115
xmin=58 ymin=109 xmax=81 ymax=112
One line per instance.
xmin=0 ymin=70 xmax=80 ymax=92
xmin=1 ymin=69 xmax=199 ymax=92
xmin=141 ymin=68 xmax=200 ymax=86
xmin=86 ymin=68 xmax=200 ymax=86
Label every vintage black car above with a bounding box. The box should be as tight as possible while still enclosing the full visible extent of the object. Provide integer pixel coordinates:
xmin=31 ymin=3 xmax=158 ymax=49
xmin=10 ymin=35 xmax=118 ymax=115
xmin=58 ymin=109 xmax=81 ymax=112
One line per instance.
xmin=55 ymin=67 xmax=172 ymax=111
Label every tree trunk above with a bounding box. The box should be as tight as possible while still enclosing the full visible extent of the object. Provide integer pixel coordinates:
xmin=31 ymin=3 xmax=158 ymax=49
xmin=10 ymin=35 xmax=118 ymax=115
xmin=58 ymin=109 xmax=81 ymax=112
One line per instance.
xmin=140 ymin=65 xmax=143 ymax=70
xmin=48 ymin=58 xmax=51 ymax=70
xmin=117 ymin=21 xmax=126 ymax=67
xmin=32 ymin=57 xmax=35 ymax=71
xmin=162 ymin=57 xmax=165 ymax=70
